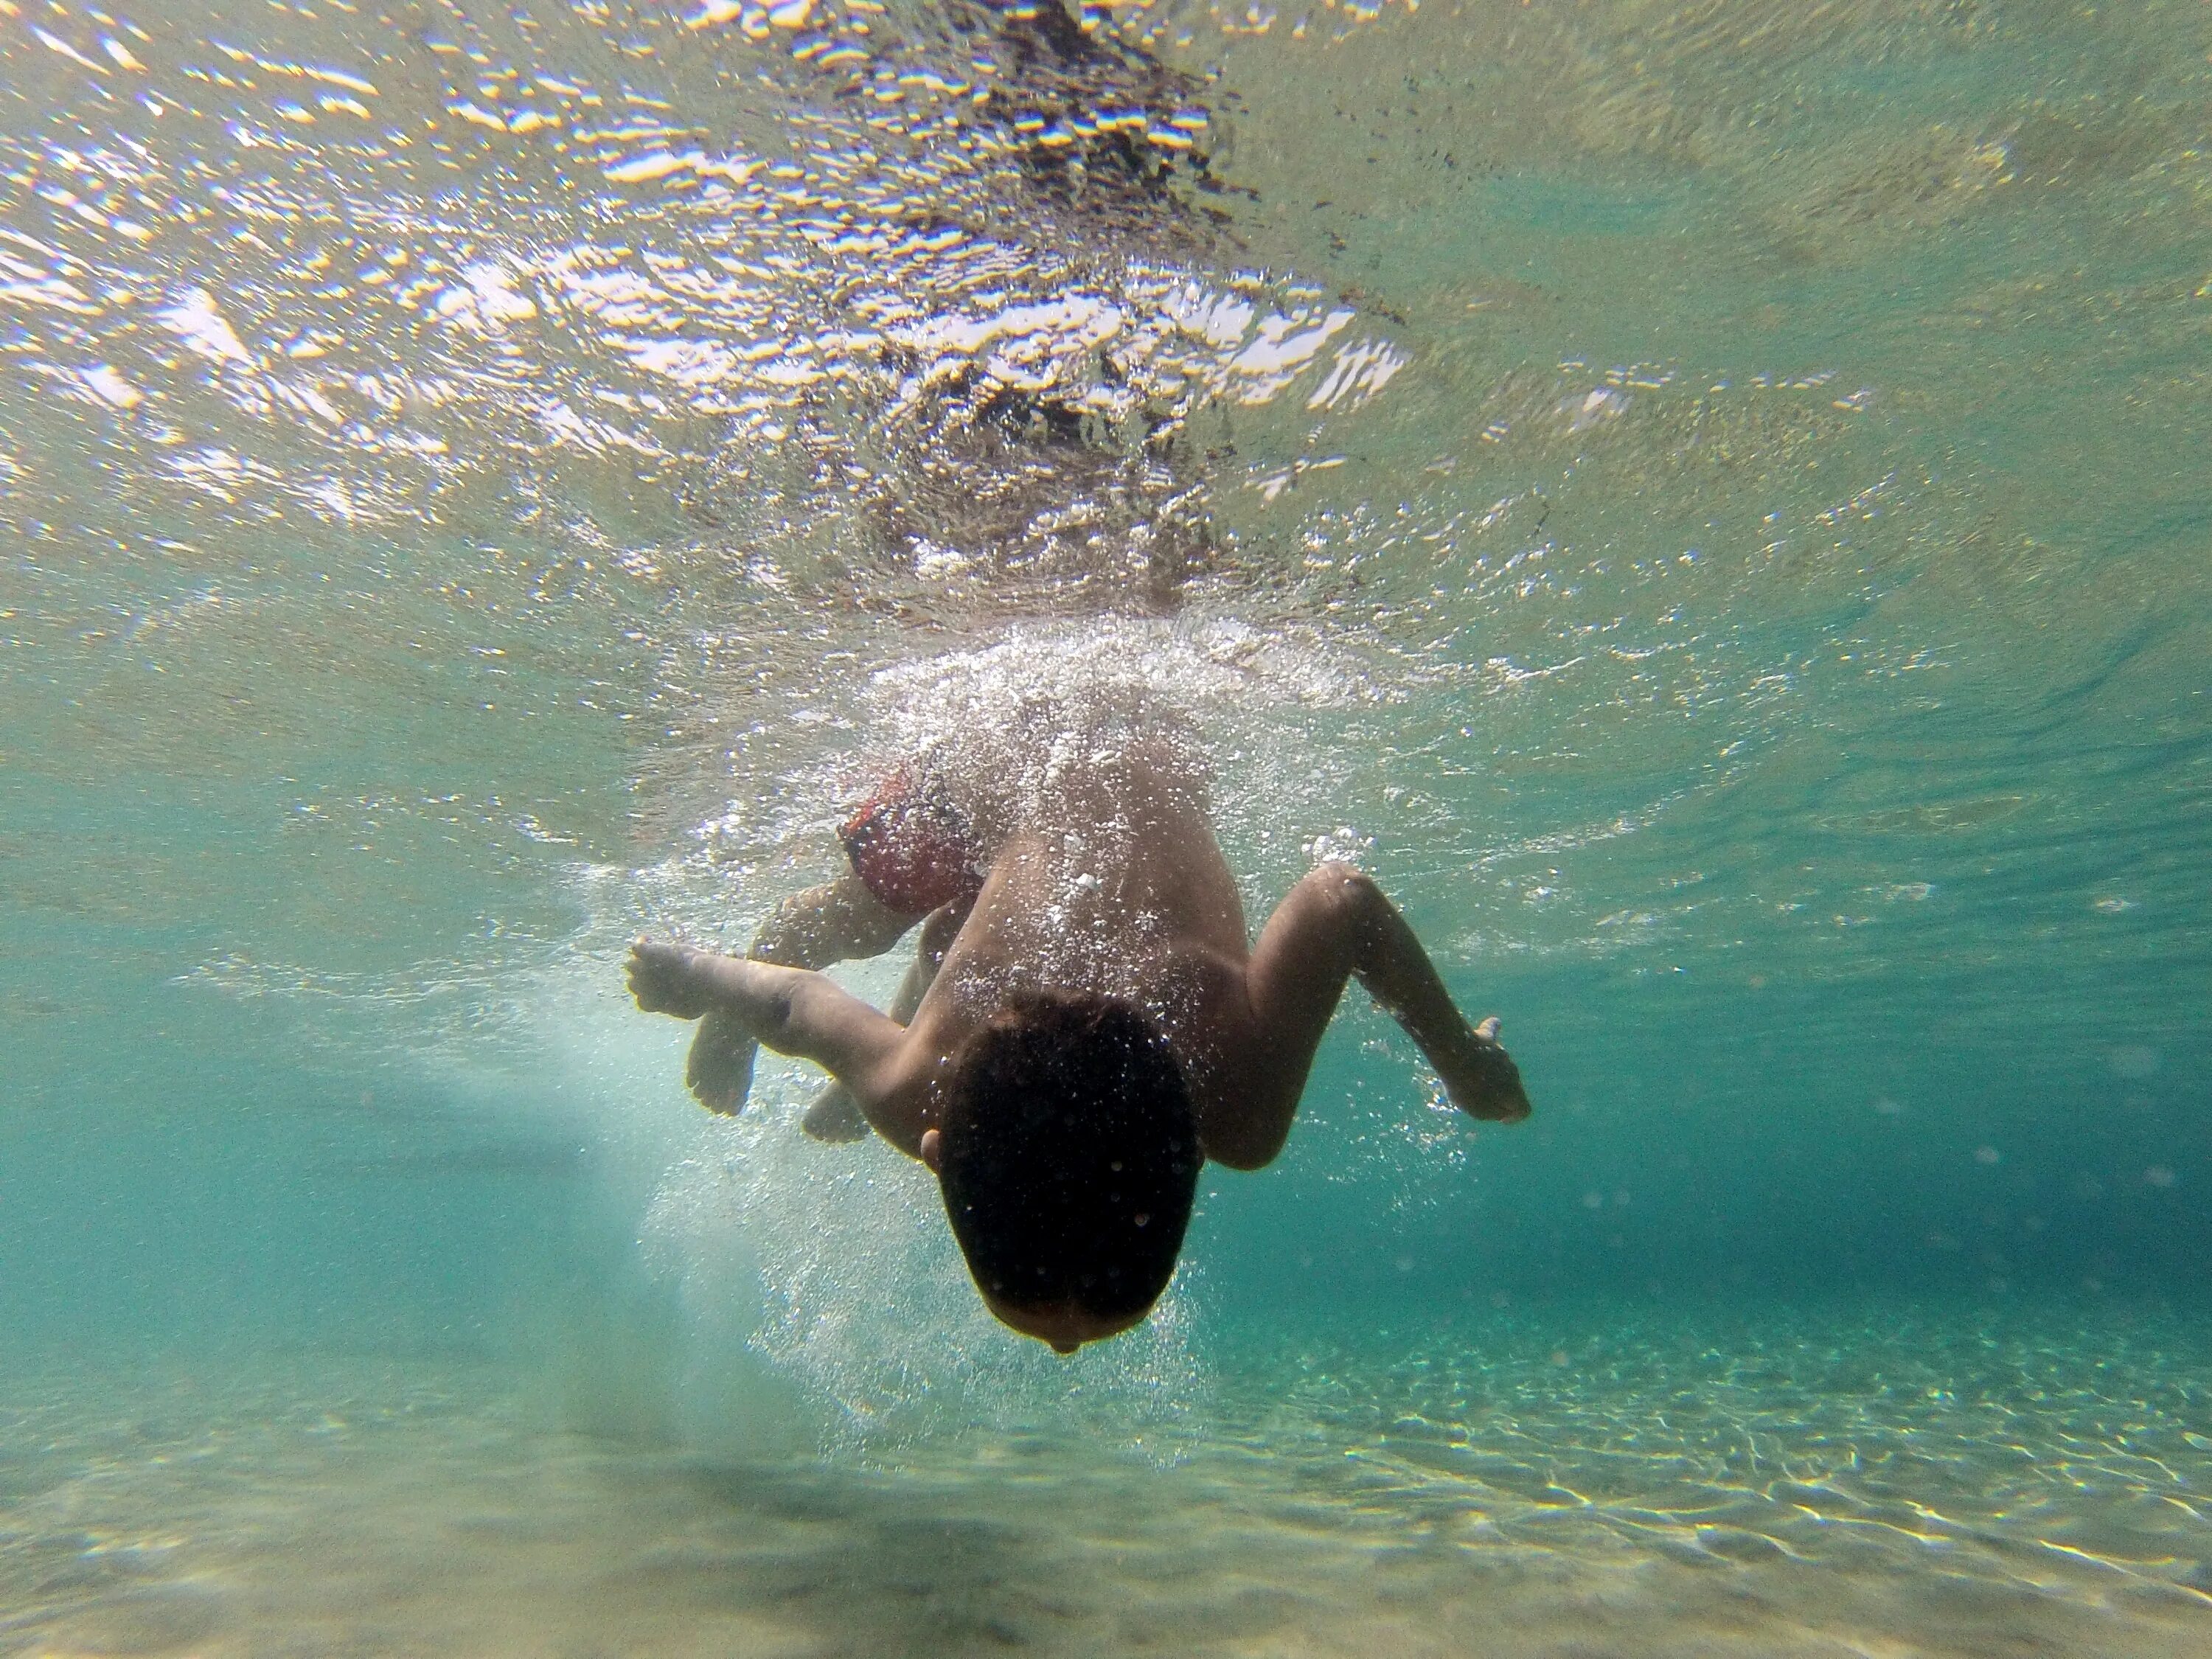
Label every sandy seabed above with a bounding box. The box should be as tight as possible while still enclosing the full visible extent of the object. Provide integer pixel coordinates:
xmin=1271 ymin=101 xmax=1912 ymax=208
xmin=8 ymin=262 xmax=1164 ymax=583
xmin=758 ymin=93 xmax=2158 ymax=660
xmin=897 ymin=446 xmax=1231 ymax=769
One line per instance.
xmin=5 ymin=1305 xmax=2210 ymax=1659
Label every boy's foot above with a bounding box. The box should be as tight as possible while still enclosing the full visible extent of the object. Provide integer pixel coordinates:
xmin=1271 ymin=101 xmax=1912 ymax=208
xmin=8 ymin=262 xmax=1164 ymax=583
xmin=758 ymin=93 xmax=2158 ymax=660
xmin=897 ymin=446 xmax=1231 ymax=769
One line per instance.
xmin=627 ymin=941 xmax=762 ymax=1115
xmin=801 ymin=1081 xmax=872 ymax=1143
xmin=686 ymin=1009 xmax=758 ymax=1116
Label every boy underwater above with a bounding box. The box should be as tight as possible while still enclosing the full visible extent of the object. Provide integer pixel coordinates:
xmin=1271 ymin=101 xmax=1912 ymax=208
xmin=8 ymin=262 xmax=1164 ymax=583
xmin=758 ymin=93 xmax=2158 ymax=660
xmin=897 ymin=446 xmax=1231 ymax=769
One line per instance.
xmin=627 ymin=696 xmax=1530 ymax=1353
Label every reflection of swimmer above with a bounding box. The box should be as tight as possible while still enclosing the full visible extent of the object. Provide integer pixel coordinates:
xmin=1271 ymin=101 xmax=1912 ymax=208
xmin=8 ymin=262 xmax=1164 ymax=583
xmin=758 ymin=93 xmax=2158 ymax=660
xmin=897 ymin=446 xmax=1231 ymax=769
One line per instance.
xmin=628 ymin=711 xmax=1529 ymax=1354
xmin=824 ymin=1 xmax=1225 ymax=609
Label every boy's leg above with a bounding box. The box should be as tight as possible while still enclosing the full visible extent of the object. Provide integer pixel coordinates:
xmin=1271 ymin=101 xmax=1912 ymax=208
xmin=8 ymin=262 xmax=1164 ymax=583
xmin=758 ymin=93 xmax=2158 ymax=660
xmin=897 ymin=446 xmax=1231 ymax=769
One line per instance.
xmin=686 ymin=873 xmax=920 ymax=1114
xmin=749 ymin=874 xmax=917 ymax=967
xmin=801 ymin=900 xmax=968 ymax=1141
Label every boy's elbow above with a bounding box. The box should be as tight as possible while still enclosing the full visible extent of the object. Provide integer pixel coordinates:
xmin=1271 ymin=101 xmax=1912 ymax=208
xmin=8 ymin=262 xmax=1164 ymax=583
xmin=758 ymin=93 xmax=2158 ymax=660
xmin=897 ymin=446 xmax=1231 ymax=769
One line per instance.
xmin=1300 ymin=863 xmax=1389 ymax=945
xmin=745 ymin=981 xmax=802 ymax=1050
xmin=1301 ymin=862 xmax=1382 ymax=917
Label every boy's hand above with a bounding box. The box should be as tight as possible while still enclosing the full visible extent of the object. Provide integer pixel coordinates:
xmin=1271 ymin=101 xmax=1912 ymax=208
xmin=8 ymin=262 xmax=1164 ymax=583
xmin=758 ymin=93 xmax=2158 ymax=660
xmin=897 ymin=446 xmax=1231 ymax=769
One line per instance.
xmin=1440 ymin=1016 xmax=1531 ymax=1123
xmin=626 ymin=939 xmax=716 ymax=1020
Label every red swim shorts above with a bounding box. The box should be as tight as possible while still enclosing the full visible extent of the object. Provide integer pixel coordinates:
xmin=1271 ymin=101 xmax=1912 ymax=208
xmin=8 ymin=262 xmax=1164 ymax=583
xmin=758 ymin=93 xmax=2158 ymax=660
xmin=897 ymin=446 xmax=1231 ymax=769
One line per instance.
xmin=838 ymin=769 xmax=983 ymax=917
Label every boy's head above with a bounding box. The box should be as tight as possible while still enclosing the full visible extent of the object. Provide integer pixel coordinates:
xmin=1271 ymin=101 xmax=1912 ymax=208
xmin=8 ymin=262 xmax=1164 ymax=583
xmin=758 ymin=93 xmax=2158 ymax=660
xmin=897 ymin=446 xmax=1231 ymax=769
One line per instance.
xmin=919 ymin=989 xmax=1198 ymax=1353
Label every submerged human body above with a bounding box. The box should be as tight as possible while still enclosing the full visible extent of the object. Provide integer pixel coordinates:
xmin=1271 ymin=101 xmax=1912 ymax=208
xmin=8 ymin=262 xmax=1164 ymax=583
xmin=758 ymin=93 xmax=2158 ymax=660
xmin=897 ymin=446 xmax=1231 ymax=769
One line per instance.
xmin=628 ymin=702 xmax=1528 ymax=1351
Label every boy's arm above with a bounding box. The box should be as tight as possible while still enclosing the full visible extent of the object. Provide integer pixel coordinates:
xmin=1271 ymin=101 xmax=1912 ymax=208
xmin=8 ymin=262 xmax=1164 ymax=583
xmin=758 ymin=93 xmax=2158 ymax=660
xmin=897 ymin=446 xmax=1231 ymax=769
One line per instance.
xmin=684 ymin=873 xmax=920 ymax=1113
xmin=630 ymin=940 xmax=907 ymax=1104
xmin=801 ymin=899 xmax=973 ymax=1142
xmin=1212 ymin=865 xmax=1528 ymax=1169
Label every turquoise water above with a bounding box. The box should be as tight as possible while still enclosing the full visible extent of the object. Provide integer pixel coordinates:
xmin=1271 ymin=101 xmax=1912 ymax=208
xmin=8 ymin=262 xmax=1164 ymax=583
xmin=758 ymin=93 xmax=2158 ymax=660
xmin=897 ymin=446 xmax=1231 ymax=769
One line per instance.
xmin=4 ymin=0 xmax=2211 ymax=1652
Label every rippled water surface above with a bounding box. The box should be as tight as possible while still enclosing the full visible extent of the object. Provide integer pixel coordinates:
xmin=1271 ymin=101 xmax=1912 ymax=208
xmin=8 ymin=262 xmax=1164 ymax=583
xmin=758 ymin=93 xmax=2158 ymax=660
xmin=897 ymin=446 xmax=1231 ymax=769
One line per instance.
xmin=4 ymin=0 xmax=2210 ymax=1652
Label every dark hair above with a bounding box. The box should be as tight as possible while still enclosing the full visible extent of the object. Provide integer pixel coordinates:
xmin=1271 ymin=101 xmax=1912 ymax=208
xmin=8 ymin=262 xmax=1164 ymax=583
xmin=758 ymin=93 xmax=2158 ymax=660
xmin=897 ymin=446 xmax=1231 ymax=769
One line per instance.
xmin=936 ymin=990 xmax=1199 ymax=1323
